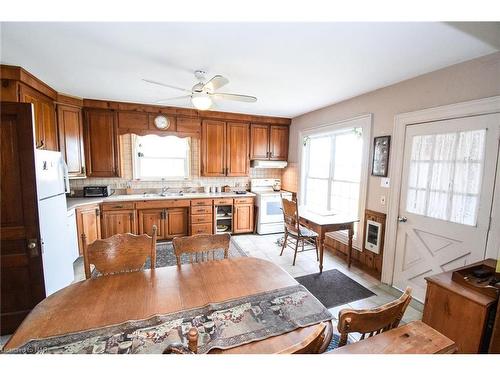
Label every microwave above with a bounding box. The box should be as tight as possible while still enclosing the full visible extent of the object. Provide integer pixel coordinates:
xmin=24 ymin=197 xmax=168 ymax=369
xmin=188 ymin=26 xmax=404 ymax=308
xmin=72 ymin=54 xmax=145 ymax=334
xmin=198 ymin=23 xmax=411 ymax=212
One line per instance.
xmin=83 ymin=185 xmax=113 ymax=197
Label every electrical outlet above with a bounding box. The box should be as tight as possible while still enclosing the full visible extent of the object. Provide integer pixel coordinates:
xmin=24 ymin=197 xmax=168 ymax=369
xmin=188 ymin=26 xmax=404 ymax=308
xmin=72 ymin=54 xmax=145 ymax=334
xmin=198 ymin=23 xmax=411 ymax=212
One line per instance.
xmin=380 ymin=195 xmax=386 ymax=206
xmin=380 ymin=177 xmax=390 ymax=188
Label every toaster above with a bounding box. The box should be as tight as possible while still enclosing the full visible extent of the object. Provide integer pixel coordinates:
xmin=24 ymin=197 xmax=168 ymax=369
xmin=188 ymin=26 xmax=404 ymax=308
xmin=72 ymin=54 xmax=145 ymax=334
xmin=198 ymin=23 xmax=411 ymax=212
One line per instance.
xmin=83 ymin=185 xmax=113 ymax=197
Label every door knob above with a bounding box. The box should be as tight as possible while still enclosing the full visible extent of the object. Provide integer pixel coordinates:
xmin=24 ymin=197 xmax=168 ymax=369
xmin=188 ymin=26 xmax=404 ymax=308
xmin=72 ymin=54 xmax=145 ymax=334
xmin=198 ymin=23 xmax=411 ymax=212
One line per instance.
xmin=27 ymin=239 xmax=39 ymax=257
xmin=398 ymin=216 xmax=408 ymax=223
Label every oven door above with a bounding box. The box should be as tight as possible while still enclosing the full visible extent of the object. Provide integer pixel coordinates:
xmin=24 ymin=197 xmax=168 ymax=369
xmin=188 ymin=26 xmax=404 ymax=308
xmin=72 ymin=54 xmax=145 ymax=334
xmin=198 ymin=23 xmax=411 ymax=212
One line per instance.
xmin=260 ymin=194 xmax=284 ymax=224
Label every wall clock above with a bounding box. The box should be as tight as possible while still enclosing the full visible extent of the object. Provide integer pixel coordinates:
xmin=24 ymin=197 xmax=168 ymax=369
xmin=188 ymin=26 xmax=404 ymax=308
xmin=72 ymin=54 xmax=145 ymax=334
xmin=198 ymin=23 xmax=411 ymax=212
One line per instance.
xmin=154 ymin=115 xmax=170 ymax=130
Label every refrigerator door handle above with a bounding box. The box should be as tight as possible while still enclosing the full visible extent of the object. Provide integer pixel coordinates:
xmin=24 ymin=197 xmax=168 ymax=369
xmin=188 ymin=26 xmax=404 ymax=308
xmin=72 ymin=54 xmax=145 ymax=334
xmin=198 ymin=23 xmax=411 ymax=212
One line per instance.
xmin=62 ymin=159 xmax=70 ymax=194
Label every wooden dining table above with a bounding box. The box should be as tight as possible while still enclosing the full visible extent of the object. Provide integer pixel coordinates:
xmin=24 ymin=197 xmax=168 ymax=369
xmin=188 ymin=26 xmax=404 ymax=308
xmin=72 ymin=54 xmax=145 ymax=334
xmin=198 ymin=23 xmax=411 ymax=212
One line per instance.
xmin=4 ymin=257 xmax=333 ymax=354
xmin=299 ymin=207 xmax=359 ymax=273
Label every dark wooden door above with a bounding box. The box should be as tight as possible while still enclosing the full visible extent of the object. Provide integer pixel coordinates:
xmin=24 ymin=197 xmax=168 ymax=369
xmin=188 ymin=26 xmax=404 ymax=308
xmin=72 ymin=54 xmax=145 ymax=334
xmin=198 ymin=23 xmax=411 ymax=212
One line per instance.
xmin=269 ymin=125 xmax=289 ymax=161
xmin=250 ymin=124 xmax=270 ymax=160
xmin=101 ymin=210 xmax=137 ymax=238
xmin=201 ymin=120 xmax=226 ymax=176
xmin=226 ymin=122 xmax=249 ymax=176
xmin=58 ymin=104 xmax=85 ymax=177
xmin=1 ymin=102 xmax=46 ymax=334
xmin=83 ymin=110 xmax=119 ymax=177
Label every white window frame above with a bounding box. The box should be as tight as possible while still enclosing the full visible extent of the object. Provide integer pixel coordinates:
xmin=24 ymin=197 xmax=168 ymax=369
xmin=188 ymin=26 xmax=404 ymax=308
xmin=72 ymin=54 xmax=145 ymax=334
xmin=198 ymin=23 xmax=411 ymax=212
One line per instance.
xmin=132 ymin=134 xmax=191 ymax=181
xmin=298 ymin=114 xmax=372 ymax=249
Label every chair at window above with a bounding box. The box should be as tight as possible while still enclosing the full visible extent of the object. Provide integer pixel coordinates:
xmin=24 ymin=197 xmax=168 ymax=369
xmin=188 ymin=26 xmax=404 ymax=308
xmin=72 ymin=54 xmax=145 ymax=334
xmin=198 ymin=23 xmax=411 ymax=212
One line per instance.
xmin=280 ymin=198 xmax=319 ymax=266
xmin=172 ymin=233 xmax=231 ymax=265
xmin=334 ymin=287 xmax=412 ymax=348
xmin=82 ymin=225 xmax=157 ymax=279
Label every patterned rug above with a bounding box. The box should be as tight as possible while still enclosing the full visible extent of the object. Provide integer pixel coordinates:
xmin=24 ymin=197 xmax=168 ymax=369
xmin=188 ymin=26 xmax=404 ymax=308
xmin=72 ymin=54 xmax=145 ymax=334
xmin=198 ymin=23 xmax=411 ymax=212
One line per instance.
xmin=7 ymin=284 xmax=333 ymax=354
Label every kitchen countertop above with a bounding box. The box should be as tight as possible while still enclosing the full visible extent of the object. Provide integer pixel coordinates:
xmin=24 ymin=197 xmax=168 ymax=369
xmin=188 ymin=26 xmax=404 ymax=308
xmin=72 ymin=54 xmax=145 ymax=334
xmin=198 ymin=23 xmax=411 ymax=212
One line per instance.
xmin=66 ymin=192 xmax=256 ymax=211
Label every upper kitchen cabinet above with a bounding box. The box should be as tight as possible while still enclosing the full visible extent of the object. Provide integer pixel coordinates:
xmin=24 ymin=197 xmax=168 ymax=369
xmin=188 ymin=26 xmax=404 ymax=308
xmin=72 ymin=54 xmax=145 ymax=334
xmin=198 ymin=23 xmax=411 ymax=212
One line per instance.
xmin=57 ymin=96 xmax=85 ymax=178
xmin=250 ymin=124 xmax=289 ymax=161
xmin=1 ymin=65 xmax=59 ymax=151
xmin=201 ymin=120 xmax=226 ymax=176
xmin=83 ymin=109 xmax=120 ymax=177
xmin=226 ymin=122 xmax=250 ymax=176
xmin=201 ymin=120 xmax=250 ymax=177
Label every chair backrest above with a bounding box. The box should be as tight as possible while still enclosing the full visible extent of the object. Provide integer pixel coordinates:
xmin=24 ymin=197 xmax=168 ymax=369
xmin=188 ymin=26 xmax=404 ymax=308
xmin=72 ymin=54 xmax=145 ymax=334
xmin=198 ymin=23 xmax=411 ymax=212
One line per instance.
xmin=172 ymin=233 xmax=231 ymax=265
xmin=337 ymin=287 xmax=412 ymax=347
xmin=281 ymin=198 xmax=299 ymax=233
xmin=82 ymin=226 xmax=157 ymax=279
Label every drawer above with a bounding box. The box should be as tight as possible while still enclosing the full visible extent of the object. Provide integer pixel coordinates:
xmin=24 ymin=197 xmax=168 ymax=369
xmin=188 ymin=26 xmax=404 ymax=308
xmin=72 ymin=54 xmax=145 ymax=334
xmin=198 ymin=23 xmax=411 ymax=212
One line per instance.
xmin=234 ymin=197 xmax=254 ymax=205
xmin=191 ymin=206 xmax=213 ymax=215
xmin=213 ymin=198 xmax=233 ymax=205
xmin=191 ymin=223 xmax=213 ymax=235
xmin=101 ymin=202 xmax=135 ymax=211
xmin=190 ymin=214 xmax=212 ymax=224
xmin=135 ymin=200 xmax=190 ymax=209
xmin=191 ymin=199 xmax=213 ymax=206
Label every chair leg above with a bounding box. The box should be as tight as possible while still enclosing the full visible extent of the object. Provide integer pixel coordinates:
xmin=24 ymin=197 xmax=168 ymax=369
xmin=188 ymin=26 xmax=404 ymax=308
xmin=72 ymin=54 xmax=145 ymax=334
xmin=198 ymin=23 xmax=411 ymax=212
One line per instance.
xmin=292 ymin=238 xmax=299 ymax=266
xmin=301 ymin=238 xmax=304 ymax=253
xmin=315 ymin=237 xmax=319 ymax=261
xmin=280 ymin=232 xmax=288 ymax=256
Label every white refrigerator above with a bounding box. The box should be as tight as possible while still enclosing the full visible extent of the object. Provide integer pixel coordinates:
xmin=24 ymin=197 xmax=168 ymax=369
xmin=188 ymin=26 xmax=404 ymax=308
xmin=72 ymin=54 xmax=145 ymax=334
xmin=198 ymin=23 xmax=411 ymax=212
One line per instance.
xmin=35 ymin=150 xmax=76 ymax=296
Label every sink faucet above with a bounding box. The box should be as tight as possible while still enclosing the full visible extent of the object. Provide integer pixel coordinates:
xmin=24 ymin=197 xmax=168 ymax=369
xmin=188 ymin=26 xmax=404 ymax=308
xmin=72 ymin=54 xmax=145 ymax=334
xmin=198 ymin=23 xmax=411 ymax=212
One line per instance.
xmin=161 ymin=186 xmax=169 ymax=195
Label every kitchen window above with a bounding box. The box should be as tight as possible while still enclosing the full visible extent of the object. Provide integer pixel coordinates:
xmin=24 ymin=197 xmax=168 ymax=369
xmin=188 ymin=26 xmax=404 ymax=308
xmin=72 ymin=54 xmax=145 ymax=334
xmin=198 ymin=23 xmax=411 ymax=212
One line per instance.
xmin=132 ymin=135 xmax=191 ymax=180
xmin=299 ymin=115 xmax=372 ymax=248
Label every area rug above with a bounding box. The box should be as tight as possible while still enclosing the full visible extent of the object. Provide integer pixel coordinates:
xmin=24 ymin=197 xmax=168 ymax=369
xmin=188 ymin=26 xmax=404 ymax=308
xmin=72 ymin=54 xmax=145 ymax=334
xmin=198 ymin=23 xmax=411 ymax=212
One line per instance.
xmin=7 ymin=284 xmax=333 ymax=354
xmin=144 ymin=239 xmax=247 ymax=268
xmin=295 ymin=269 xmax=375 ymax=309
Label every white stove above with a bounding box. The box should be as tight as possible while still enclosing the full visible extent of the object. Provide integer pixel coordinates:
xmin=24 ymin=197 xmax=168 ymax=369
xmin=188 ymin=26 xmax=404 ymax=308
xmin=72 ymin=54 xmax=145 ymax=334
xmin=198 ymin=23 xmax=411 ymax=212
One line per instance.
xmin=251 ymin=179 xmax=293 ymax=235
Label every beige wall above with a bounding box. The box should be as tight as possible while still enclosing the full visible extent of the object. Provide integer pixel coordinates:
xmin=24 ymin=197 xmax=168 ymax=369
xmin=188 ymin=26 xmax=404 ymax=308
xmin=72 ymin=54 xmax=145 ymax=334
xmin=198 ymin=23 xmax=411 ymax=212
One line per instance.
xmin=288 ymin=52 xmax=500 ymax=214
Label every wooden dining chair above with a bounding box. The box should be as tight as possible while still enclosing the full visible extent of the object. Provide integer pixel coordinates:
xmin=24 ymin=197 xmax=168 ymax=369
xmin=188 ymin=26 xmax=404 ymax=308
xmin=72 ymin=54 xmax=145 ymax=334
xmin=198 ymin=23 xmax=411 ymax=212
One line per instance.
xmin=280 ymin=198 xmax=319 ymax=266
xmin=82 ymin=225 xmax=157 ymax=279
xmin=172 ymin=233 xmax=231 ymax=265
xmin=336 ymin=287 xmax=412 ymax=347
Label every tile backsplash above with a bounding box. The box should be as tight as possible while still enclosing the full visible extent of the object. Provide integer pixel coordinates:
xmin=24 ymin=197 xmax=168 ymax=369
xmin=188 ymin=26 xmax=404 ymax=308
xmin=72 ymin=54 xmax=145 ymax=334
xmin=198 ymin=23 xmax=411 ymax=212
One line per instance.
xmin=69 ymin=134 xmax=283 ymax=194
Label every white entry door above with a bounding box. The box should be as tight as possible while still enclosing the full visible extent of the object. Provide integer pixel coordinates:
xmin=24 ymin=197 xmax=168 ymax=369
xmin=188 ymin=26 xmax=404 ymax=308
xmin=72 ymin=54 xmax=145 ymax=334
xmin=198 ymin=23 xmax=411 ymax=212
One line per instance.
xmin=393 ymin=113 xmax=500 ymax=302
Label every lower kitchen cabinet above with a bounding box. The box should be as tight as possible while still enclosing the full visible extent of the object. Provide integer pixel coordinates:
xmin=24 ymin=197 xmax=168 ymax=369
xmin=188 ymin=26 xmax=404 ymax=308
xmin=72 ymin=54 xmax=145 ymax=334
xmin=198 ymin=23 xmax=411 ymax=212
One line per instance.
xmin=138 ymin=209 xmax=165 ymax=239
xmin=233 ymin=200 xmax=254 ymax=234
xmin=167 ymin=208 xmax=189 ymax=237
xmin=137 ymin=208 xmax=188 ymax=239
xmin=75 ymin=204 xmax=101 ymax=255
xmin=101 ymin=210 xmax=137 ymax=238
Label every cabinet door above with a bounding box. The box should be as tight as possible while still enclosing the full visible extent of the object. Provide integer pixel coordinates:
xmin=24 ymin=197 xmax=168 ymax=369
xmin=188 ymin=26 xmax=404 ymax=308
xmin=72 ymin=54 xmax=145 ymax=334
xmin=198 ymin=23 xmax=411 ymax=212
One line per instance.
xmin=201 ymin=120 xmax=226 ymax=176
xmin=269 ymin=125 xmax=289 ymax=161
xmin=138 ymin=209 xmax=165 ymax=239
xmin=250 ymin=124 xmax=270 ymax=160
xmin=233 ymin=204 xmax=254 ymax=234
xmin=226 ymin=122 xmax=249 ymax=176
xmin=19 ymin=85 xmax=46 ymax=150
xmin=57 ymin=105 xmax=85 ymax=177
xmin=76 ymin=205 xmax=101 ymax=255
xmin=167 ymin=208 xmax=188 ymax=238
xmin=40 ymin=100 xmax=58 ymax=151
xmin=101 ymin=210 xmax=136 ymax=238
xmin=84 ymin=110 xmax=120 ymax=177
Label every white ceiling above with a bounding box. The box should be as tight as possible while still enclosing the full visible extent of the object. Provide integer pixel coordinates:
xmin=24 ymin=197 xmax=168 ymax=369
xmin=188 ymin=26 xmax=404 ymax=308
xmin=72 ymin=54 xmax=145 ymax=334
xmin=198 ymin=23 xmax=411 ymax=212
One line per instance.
xmin=0 ymin=22 xmax=497 ymax=118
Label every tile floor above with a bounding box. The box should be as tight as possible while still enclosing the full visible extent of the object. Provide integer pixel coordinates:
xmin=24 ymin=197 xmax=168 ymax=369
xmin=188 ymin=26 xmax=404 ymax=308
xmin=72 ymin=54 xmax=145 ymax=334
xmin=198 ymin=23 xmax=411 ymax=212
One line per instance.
xmin=232 ymin=233 xmax=423 ymax=341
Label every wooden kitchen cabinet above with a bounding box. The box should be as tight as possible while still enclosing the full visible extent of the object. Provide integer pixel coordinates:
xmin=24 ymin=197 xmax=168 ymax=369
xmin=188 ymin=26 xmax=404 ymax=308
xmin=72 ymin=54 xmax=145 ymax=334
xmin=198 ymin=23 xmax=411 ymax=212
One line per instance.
xmin=137 ymin=209 xmax=166 ymax=239
xmin=201 ymin=119 xmax=226 ymax=176
xmin=250 ymin=124 xmax=289 ymax=161
xmin=83 ymin=110 xmax=120 ymax=177
xmin=57 ymin=104 xmax=85 ymax=178
xmin=226 ymin=122 xmax=250 ymax=176
xmin=19 ymin=84 xmax=58 ymax=151
xmin=101 ymin=210 xmax=137 ymax=238
xmin=166 ymin=208 xmax=189 ymax=237
xmin=201 ymin=120 xmax=250 ymax=177
xmin=75 ymin=204 xmax=101 ymax=255
xmin=233 ymin=198 xmax=255 ymax=234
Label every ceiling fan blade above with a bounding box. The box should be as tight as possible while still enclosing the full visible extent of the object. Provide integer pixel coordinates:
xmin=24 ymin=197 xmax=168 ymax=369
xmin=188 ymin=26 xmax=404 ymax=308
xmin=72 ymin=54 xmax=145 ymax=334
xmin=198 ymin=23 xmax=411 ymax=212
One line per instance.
xmin=212 ymin=93 xmax=257 ymax=103
xmin=142 ymin=79 xmax=191 ymax=93
xmin=203 ymin=75 xmax=229 ymax=92
xmin=154 ymin=95 xmax=192 ymax=104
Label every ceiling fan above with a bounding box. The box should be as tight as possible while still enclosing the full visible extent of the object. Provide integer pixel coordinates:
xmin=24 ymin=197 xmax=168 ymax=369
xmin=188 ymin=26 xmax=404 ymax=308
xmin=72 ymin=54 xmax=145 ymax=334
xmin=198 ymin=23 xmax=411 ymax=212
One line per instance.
xmin=142 ymin=70 xmax=257 ymax=111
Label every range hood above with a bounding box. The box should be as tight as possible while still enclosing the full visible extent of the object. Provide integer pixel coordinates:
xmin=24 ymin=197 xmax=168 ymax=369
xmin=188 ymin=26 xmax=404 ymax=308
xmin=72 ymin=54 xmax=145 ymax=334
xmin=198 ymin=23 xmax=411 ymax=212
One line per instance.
xmin=251 ymin=160 xmax=288 ymax=169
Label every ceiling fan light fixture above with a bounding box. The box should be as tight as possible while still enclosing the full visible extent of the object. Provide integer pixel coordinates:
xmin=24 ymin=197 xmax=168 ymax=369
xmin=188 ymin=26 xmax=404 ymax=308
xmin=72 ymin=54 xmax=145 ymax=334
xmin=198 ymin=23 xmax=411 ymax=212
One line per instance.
xmin=191 ymin=92 xmax=212 ymax=110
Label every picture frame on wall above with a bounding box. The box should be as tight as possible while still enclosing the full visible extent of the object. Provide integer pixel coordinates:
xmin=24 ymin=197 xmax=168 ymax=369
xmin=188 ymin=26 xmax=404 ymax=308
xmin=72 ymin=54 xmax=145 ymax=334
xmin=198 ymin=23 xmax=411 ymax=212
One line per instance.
xmin=372 ymin=135 xmax=391 ymax=177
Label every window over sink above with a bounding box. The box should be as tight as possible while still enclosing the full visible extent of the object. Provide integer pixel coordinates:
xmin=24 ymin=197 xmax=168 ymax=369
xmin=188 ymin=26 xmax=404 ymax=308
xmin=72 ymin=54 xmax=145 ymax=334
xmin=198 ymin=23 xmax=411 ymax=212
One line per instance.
xmin=132 ymin=135 xmax=191 ymax=180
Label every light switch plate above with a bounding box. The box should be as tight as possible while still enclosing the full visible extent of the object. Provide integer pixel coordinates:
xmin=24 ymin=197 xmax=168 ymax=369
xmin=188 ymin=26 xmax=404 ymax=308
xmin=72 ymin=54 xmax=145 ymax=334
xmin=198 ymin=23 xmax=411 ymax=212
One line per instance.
xmin=380 ymin=177 xmax=390 ymax=188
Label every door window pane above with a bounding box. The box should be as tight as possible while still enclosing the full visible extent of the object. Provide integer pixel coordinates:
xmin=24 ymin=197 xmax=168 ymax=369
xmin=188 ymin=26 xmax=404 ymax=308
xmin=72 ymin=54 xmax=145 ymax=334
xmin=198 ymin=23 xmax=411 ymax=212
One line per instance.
xmin=405 ymin=129 xmax=486 ymax=226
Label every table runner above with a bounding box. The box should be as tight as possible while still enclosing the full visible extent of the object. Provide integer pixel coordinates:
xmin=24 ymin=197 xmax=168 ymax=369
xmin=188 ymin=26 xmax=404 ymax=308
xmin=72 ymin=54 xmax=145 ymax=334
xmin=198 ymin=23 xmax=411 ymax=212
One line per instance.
xmin=7 ymin=284 xmax=332 ymax=354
